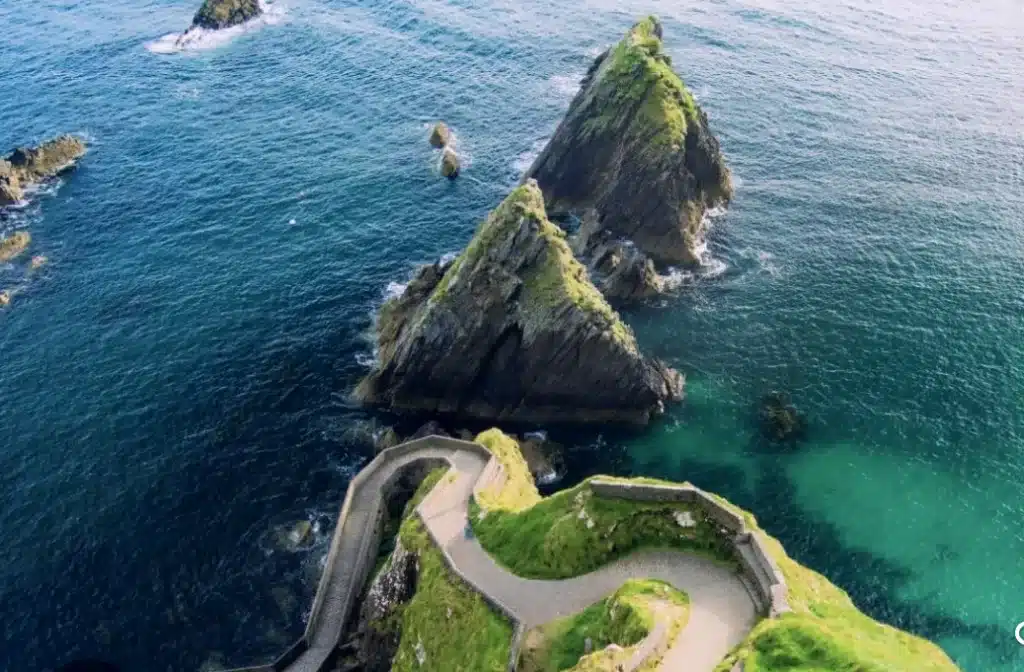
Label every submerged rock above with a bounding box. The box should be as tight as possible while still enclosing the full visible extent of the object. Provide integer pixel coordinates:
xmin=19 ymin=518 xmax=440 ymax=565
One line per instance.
xmin=1 ymin=135 xmax=86 ymax=206
xmin=428 ymin=122 xmax=451 ymax=148
xmin=440 ymin=147 xmax=460 ymax=179
xmin=0 ymin=290 xmax=10 ymax=307
xmin=190 ymin=0 xmax=261 ymax=30
xmin=0 ymin=231 xmax=30 ymax=262
xmin=355 ymin=180 xmax=683 ymax=425
xmin=525 ymin=17 xmax=731 ymax=266
xmin=759 ymin=391 xmax=806 ymax=444
xmin=272 ymin=519 xmax=313 ymax=551
xmin=29 ymin=255 xmax=47 ymax=270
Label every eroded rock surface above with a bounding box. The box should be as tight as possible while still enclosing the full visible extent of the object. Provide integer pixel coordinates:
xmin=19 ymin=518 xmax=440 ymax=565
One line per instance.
xmin=355 ymin=180 xmax=682 ymax=425
xmin=525 ymin=17 xmax=731 ymax=267
xmin=1 ymin=135 xmax=86 ymax=206
xmin=190 ymin=0 xmax=261 ymax=30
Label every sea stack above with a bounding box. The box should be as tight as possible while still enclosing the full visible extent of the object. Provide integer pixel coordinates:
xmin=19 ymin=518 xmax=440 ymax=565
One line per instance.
xmin=525 ymin=17 xmax=732 ymax=268
xmin=355 ymin=180 xmax=683 ymax=425
xmin=189 ymin=0 xmax=261 ymax=30
xmin=0 ymin=135 xmax=86 ymax=206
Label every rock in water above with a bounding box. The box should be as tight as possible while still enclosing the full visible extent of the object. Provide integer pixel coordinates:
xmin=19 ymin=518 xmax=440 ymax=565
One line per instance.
xmin=591 ymin=239 xmax=664 ymax=302
xmin=1 ymin=135 xmax=86 ymax=206
xmin=355 ymin=180 xmax=683 ymax=425
xmin=759 ymin=391 xmax=807 ymax=444
xmin=525 ymin=17 xmax=732 ymax=266
xmin=0 ymin=231 xmax=30 ymax=262
xmin=440 ymin=147 xmax=460 ymax=179
xmin=190 ymin=0 xmax=261 ymax=30
xmin=428 ymin=122 xmax=451 ymax=148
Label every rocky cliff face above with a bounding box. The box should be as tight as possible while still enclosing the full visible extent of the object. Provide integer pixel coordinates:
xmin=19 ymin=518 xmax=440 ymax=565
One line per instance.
xmin=525 ymin=17 xmax=731 ymax=268
xmin=191 ymin=0 xmax=261 ymax=30
xmin=355 ymin=180 xmax=683 ymax=425
xmin=357 ymin=537 xmax=419 ymax=672
xmin=0 ymin=135 xmax=86 ymax=206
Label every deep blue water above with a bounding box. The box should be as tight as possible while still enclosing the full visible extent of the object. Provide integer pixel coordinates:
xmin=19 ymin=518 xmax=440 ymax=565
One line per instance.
xmin=1 ymin=0 xmax=1022 ymax=670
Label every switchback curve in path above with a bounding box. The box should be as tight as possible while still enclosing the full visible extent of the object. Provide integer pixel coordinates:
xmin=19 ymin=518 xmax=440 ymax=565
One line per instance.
xmin=418 ymin=447 xmax=759 ymax=671
xmin=261 ymin=438 xmax=758 ymax=672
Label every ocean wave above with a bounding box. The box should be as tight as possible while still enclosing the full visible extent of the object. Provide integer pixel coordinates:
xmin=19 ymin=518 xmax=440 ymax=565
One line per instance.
xmin=145 ymin=0 xmax=285 ymax=55
xmin=512 ymin=137 xmax=548 ymax=177
xmin=548 ymin=73 xmax=583 ymax=98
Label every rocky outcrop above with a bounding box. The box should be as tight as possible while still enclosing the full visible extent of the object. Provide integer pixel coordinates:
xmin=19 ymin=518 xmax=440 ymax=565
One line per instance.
xmin=355 ymin=180 xmax=683 ymax=425
xmin=357 ymin=537 xmax=419 ymax=672
xmin=190 ymin=0 xmax=261 ymax=30
xmin=0 ymin=231 xmax=30 ymax=262
xmin=525 ymin=17 xmax=731 ymax=267
xmin=440 ymin=148 xmax=460 ymax=179
xmin=590 ymin=238 xmax=664 ymax=302
xmin=428 ymin=122 xmax=451 ymax=149
xmin=1 ymin=135 xmax=86 ymax=206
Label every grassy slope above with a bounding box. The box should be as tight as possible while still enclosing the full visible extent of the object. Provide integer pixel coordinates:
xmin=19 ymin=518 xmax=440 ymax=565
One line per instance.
xmin=389 ymin=469 xmax=513 ymax=672
xmin=474 ymin=429 xmax=959 ymax=671
xmin=521 ymin=579 xmax=688 ymax=672
xmin=471 ymin=430 xmax=736 ymax=579
xmin=428 ymin=182 xmax=635 ymax=347
xmin=587 ymin=16 xmax=699 ymax=151
xmin=712 ymin=506 xmax=959 ymax=672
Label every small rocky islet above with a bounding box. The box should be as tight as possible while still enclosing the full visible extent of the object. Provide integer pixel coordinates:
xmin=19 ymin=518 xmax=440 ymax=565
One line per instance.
xmin=526 ymin=17 xmax=731 ymax=294
xmin=355 ymin=179 xmax=682 ymax=425
xmin=0 ymin=135 xmax=85 ymax=308
xmin=189 ymin=0 xmax=261 ymax=30
xmin=0 ymin=134 xmax=86 ymax=207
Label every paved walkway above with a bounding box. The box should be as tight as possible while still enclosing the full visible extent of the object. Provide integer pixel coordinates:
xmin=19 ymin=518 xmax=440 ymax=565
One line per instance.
xmin=418 ymin=448 xmax=758 ymax=671
xmin=265 ymin=439 xmax=757 ymax=672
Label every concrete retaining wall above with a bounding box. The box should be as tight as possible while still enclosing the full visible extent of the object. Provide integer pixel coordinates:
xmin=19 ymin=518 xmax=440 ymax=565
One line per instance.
xmin=588 ymin=479 xmax=790 ymax=619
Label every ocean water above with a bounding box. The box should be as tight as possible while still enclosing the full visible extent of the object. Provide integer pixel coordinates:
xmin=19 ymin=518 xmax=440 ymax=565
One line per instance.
xmin=1 ymin=0 xmax=1022 ymax=670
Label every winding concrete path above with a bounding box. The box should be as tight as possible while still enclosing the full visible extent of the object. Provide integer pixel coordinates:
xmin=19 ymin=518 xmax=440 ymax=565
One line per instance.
xmin=417 ymin=447 xmax=758 ymax=671
xmin=257 ymin=438 xmax=757 ymax=672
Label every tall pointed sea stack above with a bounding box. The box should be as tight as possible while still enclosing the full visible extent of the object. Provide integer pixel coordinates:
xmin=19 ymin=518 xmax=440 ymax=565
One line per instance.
xmin=526 ymin=17 xmax=731 ymax=267
xmin=355 ymin=180 xmax=683 ymax=425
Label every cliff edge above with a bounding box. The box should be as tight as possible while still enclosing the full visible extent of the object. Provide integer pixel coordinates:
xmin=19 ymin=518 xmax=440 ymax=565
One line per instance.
xmin=526 ymin=17 xmax=731 ymax=268
xmin=355 ymin=180 xmax=683 ymax=425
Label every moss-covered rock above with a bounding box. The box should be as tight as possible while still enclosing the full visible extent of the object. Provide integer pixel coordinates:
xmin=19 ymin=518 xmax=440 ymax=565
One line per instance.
xmin=1 ymin=135 xmax=86 ymax=206
xmin=429 ymin=122 xmax=451 ymax=148
xmin=355 ymin=180 xmax=683 ymax=425
xmin=191 ymin=0 xmax=261 ymax=29
xmin=526 ymin=17 xmax=731 ymax=267
xmin=440 ymin=147 xmax=460 ymax=179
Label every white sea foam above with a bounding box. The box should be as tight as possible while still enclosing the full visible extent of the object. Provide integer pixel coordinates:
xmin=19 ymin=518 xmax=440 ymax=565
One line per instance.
xmin=354 ymin=352 xmax=376 ymax=369
xmin=145 ymin=0 xmax=284 ymax=55
xmin=548 ymin=73 xmax=583 ymax=98
xmin=384 ymin=281 xmax=407 ymax=300
xmin=512 ymin=137 xmax=548 ymax=177
xmin=439 ymin=251 xmax=459 ymax=265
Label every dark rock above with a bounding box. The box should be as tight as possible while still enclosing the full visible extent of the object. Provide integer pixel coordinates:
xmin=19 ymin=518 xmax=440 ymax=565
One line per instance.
xmin=358 ymin=538 xmax=419 ymax=672
xmin=518 ymin=432 xmax=566 ymax=485
xmin=525 ymin=17 xmax=731 ymax=267
xmin=759 ymin=391 xmax=806 ymax=443
xmin=428 ymin=122 xmax=451 ymax=148
xmin=407 ymin=420 xmax=451 ymax=441
xmin=354 ymin=180 xmax=683 ymax=425
xmin=591 ymin=238 xmax=664 ymax=302
xmin=191 ymin=0 xmax=261 ymax=29
xmin=440 ymin=147 xmax=460 ymax=179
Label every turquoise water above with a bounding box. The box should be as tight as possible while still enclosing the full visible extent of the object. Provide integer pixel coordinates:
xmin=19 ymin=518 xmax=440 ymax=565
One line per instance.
xmin=1 ymin=0 xmax=1022 ymax=670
